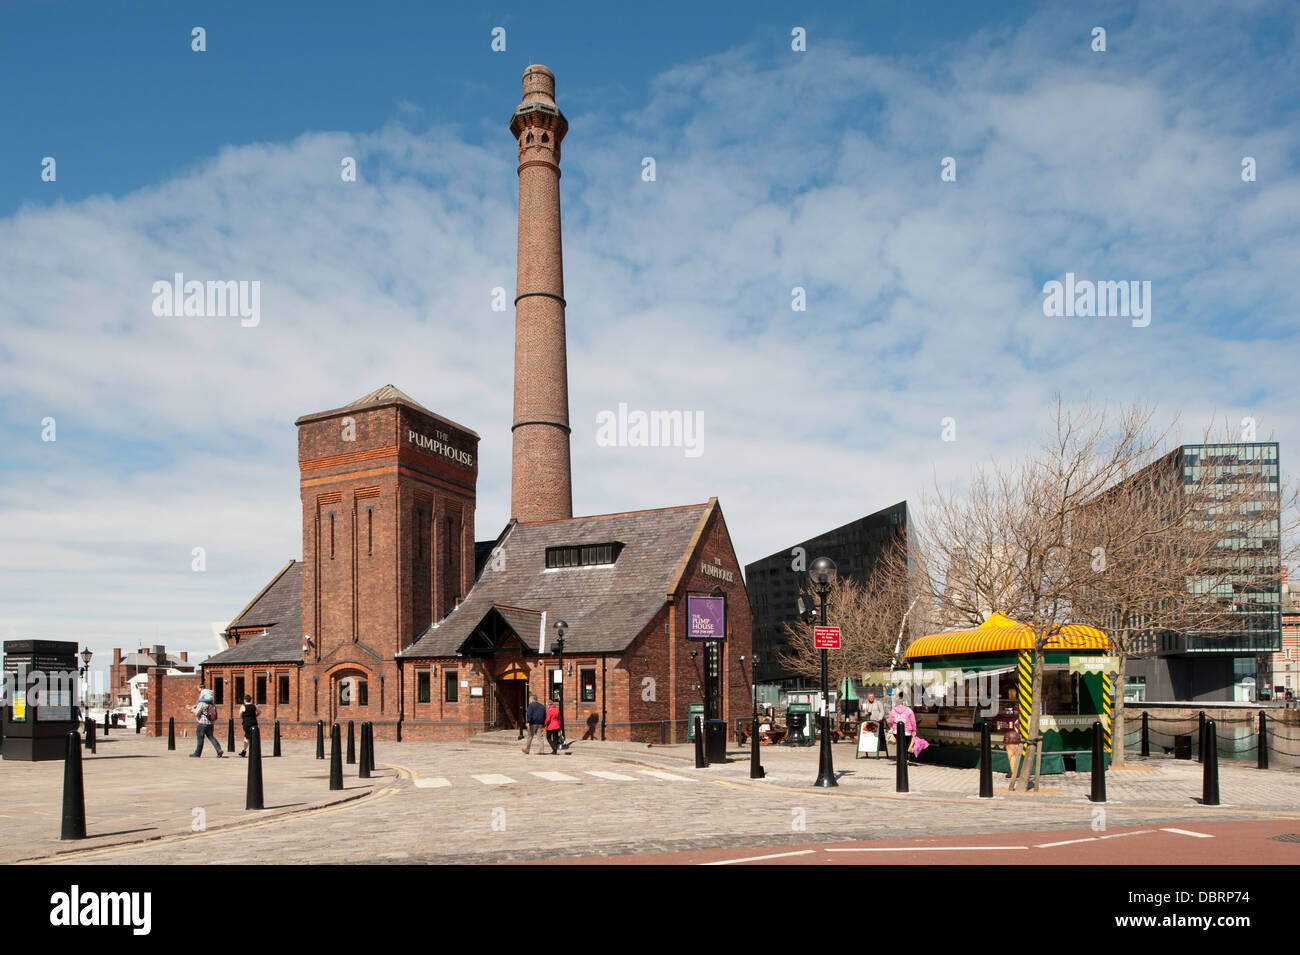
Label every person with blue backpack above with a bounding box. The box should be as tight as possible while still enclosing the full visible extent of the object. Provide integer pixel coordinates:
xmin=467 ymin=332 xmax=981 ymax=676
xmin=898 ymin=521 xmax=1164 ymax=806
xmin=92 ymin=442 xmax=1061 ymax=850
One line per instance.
xmin=190 ymin=688 xmax=224 ymax=758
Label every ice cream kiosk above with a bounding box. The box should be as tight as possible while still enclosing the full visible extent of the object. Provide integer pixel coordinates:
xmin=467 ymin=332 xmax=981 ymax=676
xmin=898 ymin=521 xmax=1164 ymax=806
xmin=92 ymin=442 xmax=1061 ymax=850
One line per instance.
xmin=864 ymin=613 xmax=1116 ymax=774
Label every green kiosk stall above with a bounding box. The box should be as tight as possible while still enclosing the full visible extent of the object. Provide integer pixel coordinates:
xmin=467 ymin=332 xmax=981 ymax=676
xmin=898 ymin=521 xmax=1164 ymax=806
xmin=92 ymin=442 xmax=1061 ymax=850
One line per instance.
xmin=863 ymin=613 xmax=1116 ymax=775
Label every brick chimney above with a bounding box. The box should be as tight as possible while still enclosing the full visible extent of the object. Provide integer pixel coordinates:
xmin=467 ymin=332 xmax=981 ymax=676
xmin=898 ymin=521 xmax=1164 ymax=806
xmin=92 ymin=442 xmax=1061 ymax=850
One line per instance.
xmin=509 ymin=65 xmax=573 ymax=523
xmin=180 ymin=651 xmax=188 ymax=663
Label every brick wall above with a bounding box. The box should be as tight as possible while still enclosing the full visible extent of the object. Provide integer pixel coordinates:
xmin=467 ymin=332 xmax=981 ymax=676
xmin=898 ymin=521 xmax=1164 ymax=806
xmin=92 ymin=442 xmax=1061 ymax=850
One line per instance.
xmin=146 ymin=671 xmax=200 ymax=738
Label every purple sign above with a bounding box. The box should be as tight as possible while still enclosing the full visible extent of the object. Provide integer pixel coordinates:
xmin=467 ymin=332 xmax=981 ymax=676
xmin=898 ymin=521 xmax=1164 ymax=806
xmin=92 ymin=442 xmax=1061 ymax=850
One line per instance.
xmin=686 ymin=595 xmax=726 ymax=641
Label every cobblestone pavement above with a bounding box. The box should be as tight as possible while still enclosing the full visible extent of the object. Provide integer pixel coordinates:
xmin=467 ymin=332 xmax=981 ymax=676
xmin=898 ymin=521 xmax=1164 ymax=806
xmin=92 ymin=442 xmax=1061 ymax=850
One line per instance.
xmin=9 ymin=733 xmax=1299 ymax=864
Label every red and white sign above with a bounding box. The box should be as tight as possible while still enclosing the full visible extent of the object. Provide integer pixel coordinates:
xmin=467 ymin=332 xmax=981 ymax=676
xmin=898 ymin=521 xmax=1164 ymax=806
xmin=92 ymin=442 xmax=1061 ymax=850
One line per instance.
xmin=814 ymin=626 xmax=841 ymax=649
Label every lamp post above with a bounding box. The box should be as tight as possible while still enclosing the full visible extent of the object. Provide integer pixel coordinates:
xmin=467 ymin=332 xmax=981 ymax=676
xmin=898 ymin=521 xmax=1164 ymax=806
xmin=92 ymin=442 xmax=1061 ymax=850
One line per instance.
xmin=810 ymin=556 xmax=837 ymax=788
xmin=79 ymin=648 xmax=93 ymax=722
xmin=741 ymin=653 xmax=765 ymax=779
xmin=553 ymin=620 xmax=567 ymax=735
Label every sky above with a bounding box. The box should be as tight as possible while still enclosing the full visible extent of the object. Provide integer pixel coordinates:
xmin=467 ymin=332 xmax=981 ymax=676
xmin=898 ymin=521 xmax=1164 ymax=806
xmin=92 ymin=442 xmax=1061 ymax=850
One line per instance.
xmin=2 ymin=0 xmax=1298 ymax=684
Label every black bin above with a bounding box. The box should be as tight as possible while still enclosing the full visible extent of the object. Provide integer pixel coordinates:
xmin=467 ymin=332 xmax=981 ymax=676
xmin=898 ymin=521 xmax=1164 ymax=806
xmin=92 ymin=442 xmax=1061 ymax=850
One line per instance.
xmin=704 ymin=719 xmax=728 ymax=763
xmin=1173 ymin=734 xmax=1192 ymax=760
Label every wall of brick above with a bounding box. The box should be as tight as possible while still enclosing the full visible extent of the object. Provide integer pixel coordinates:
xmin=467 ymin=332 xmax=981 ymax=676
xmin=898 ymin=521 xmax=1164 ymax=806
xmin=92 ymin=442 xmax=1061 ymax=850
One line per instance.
xmin=146 ymin=671 xmax=200 ymax=738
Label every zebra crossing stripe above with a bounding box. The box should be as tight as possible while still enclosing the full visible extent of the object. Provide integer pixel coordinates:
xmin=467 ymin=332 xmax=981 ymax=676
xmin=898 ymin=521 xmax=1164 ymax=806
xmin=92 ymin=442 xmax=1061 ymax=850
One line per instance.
xmin=470 ymin=774 xmax=515 ymax=785
xmin=413 ymin=777 xmax=451 ymax=788
xmin=584 ymin=770 xmax=636 ymax=781
xmin=531 ymin=771 xmax=579 ymax=782
xmin=639 ymin=769 xmax=693 ymax=781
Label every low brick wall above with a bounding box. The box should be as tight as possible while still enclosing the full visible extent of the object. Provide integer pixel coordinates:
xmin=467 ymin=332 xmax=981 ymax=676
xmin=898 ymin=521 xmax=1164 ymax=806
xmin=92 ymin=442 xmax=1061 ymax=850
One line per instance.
xmin=1122 ymin=704 xmax=1300 ymax=769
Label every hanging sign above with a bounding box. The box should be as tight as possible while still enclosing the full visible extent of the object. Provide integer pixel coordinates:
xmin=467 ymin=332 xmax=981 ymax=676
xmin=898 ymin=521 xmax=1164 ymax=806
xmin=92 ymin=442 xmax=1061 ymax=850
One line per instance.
xmin=686 ymin=595 xmax=726 ymax=641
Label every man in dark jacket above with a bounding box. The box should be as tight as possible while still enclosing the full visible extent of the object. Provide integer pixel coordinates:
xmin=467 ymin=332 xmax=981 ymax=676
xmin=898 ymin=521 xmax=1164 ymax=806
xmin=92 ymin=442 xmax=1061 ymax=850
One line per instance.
xmin=522 ymin=694 xmax=547 ymax=754
xmin=238 ymin=694 xmax=258 ymax=757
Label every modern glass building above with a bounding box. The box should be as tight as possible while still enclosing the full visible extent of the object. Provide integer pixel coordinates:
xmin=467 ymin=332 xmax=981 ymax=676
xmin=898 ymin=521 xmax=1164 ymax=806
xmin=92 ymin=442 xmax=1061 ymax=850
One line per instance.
xmin=1126 ymin=443 xmax=1282 ymax=701
xmin=744 ymin=501 xmax=908 ymax=685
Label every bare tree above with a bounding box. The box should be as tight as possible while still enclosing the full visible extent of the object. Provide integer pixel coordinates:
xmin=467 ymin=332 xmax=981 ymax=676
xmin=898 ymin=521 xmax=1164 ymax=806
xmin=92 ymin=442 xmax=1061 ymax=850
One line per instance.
xmin=777 ymin=542 xmax=915 ymax=710
xmin=914 ymin=399 xmax=1169 ymax=788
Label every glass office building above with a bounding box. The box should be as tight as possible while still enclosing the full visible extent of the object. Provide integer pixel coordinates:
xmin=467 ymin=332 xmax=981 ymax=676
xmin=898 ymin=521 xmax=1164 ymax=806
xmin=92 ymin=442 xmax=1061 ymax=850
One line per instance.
xmin=744 ymin=501 xmax=909 ymax=685
xmin=1126 ymin=443 xmax=1282 ymax=701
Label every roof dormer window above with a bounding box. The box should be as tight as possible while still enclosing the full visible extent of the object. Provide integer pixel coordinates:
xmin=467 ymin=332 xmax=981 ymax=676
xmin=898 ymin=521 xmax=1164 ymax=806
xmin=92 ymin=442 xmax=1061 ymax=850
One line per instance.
xmin=545 ymin=542 xmax=623 ymax=569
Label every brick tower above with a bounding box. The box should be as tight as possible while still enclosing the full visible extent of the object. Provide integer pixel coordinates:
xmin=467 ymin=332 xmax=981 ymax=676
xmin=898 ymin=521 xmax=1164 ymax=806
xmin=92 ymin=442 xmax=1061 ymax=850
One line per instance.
xmin=509 ymin=65 xmax=573 ymax=523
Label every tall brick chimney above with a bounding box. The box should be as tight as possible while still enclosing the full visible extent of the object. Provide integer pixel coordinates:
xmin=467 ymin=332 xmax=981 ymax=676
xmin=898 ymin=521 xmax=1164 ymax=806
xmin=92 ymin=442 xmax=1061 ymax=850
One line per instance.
xmin=508 ymin=65 xmax=573 ymax=523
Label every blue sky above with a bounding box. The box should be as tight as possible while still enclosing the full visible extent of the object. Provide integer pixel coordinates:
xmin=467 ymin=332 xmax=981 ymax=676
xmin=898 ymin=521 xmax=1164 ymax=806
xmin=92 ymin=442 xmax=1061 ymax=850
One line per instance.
xmin=2 ymin=0 xmax=1298 ymax=683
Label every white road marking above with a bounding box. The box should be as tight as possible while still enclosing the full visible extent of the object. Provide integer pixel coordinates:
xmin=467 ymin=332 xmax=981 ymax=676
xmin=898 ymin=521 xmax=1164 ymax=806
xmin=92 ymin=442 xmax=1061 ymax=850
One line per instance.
xmin=1036 ymin=830 xmax=1155 ymax=848
xmin=470 ymin=774 xmax=515 ymax=785
xmin=701 ymin=850 xmax=816 ymax=865
xmin=639 ymin=769 xmax=693 ymax=781
xmin=531 ymin=771 xmax=579 ymax=782
xmin=1161 ymin=828 xmax=1214 ymax=838
xmin=413 ymin=777 xmax=450 ymax=788
xmin=584 ymin=770 xmax=636 ymax=781
xmin=826 ymin=846 xmax=1029 ymax=852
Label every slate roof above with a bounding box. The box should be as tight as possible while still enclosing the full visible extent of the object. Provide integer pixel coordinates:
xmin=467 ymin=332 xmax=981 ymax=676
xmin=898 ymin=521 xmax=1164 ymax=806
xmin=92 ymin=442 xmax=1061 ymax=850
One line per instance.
xmin=117 ymin=651 xmax=192 ymax=670
xmin=294 ymin=383 xmax=480 ymax=439
xmin=399 ymin=502 xmax=714 ymax=658
xmin=205 ymin=562 xmax=304 ymax=666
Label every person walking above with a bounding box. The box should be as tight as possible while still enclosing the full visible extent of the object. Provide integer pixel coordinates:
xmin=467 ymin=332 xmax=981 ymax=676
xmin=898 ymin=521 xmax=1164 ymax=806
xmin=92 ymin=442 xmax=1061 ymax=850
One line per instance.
xmin=862 ymin=691 xmax=887 ymax=756
xmin=522 ymin=694 xmax=547 ymax=754
xmin=238 ymin=694 xmax=258 ymax=757
xmin=190 ymin=688 xmax=223 ymax=758
xmin=888 ymin=690 xmax=929 ymax=764
xmin=544 ymin=698 xmax=562 ymax=755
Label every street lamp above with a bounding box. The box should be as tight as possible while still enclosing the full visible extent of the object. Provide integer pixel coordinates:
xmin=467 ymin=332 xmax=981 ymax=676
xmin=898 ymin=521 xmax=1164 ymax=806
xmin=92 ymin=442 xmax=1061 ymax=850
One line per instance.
xmin=741 ymin=653 xmax=765 ymax=779
xmin=810 ymin=556 xmax=838 ymax=788
xmin=79 ymin=647 xmax=93 ymax=721
xmin=553 ymin=620 xmax=567 ymax=735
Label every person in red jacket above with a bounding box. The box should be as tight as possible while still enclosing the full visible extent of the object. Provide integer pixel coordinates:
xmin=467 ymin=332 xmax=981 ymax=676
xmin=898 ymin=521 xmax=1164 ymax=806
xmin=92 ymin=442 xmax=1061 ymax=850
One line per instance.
xmin=544 ymin=700 xmax=562 ymax=755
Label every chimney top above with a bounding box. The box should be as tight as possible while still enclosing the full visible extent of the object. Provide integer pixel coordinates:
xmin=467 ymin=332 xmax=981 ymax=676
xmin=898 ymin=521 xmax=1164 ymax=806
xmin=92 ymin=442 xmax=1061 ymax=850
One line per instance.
xmin=521 ymin=64 xmax=556 ymax=105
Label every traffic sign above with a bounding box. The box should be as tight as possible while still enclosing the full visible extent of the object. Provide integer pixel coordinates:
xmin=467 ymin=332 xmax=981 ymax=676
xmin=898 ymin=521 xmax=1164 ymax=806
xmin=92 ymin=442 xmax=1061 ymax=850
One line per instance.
xmin=814 ymin=626 xmax=841 ymax=649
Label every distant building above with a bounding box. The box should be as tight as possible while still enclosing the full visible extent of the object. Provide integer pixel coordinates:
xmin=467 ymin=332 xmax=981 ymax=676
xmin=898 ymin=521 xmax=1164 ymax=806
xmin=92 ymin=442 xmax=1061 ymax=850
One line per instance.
xmin=1266 ymin=568 xmax=1299 ymax=700
xmin=109 ymin=645 xmax=193 ymax=710
xmin=1122 ymin=443 xmax=1282 ymax=702
xmin=744 ymin=501 xmax=909 ymax=684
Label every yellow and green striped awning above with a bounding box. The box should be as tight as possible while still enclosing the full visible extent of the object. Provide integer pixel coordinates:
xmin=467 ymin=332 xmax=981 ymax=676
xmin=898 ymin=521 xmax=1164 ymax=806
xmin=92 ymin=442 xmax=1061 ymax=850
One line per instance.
xmin=903 ymin=611 xmax=1110 ymax=660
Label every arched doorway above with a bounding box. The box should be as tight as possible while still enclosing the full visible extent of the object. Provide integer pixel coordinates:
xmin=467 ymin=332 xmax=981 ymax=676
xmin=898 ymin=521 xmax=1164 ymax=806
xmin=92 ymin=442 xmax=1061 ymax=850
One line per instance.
xmin=328 ymin=666 xmax=372 ymax=726
xmin=495 ymin=661 xmax=530 ymax=730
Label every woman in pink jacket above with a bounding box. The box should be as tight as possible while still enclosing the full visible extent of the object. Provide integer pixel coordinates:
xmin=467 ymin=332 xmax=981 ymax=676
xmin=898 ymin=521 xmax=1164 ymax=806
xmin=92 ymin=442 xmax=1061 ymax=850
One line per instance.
xmin=888 ymin=692 xmax=929 ymax=763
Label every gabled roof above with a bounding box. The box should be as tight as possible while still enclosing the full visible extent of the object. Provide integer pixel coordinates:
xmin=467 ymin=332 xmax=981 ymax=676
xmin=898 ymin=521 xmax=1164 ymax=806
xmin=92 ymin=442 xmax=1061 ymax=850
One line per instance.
xmin=205 ymin=562 xmax=304 ymax=666
xmin=399 ymin=501 xmax=716 ymax=658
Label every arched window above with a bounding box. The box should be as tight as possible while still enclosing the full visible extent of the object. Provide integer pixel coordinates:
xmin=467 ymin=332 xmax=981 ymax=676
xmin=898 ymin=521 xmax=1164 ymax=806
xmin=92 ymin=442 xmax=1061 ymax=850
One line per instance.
xmin=541 ymin=132 xmax=549 ymax=144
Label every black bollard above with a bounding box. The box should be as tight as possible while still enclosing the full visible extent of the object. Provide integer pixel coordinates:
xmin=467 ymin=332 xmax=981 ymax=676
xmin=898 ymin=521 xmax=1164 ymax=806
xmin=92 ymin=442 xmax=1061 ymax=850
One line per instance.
xmin=85 ymin=719 xmax=96 ymax=755
xmin=895 ymin=720 xmax=909 ymax=793
xmin=1258 ymin=711 xmax=1268 ymax=770
xmin=347 ymin=720 xmax=356 ymax=765
xmin=1141 ymin=711 xmax=1149 ymax=757
xmin=694 ymin=716 xmax=706 ymax=768
xmin=978 ymin=721 xmax=993 ymax=798
xmin=245 ymin=725 xmax=264 ymax=810
xmin=102 ymin=713 xmax=109 ymax=736
xmin=227 ymin=717 xmax=235 ymax=753
xmin=1090 ymin=721 xmax=1106 ymax=803
xmin=359 ymin=723 xmax=371 ymax=780
xmin=1202 ymin=719 xmax=1219 ymax=806
xmin=82 ymin=717 xmax=91 ymax=749
xmin=1197 ymin=710 xmax=1206 ymax=763
xmin=367 ymin=722 xmax=377 ymax=771
xmin=167 ymin=716 xmax=175 ymax=751
xmin=750 ymin=715 xmax=765 ymax=780
xmin=273 ymin=720 xmax=281 ymax=758
xmin=135 ymin=712 xmax=141 ymax=735
xmin=61 ymin=732 xmax=87 ymax=840
xmin=316 ymin=720 xmax=324 ymax=759
xmin=329 ymin=723 xmax=344 ymax=791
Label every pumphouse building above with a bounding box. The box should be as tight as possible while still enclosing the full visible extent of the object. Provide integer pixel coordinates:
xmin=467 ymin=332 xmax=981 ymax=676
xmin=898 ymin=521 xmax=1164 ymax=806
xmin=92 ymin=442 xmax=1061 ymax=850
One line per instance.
xmin=195 ymin=66 xmax=752 ymax=742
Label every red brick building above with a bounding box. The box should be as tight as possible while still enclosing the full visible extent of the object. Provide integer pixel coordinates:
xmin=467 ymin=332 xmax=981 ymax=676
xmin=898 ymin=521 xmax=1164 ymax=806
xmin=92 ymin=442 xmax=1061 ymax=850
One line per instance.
xmin=191 ymin=65 xmax=753 ymax=742
xmin=109 ymin=645 xmax=193 ymax=711
xmin=1268 ymin=568 xmax=1299 ymax=699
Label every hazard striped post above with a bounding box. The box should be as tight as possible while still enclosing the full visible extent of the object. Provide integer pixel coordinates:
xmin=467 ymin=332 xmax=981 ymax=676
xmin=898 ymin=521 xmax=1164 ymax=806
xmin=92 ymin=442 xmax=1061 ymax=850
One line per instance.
xmin=1101 ymin=673 xmax=1113 ymax=753
xmin=1016 ymin=651 xmax=1033 ymax=741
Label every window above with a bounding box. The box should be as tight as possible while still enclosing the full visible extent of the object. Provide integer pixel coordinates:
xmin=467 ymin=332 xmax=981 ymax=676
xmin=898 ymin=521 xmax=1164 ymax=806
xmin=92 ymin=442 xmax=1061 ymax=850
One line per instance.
xmin=255 ymin=675 xmax=267 ymax=705
xmin=234 ymin=675 xmax=245 ymax=705
xmin=330 ymin=513 xmax=335 ymax=559
xmin=278 ymin=674 xmax=289 ymax=704
xmin=545 ymin=542 xmax=623 ymax=569
xmin=213 ymin=676 xmax=224 ymax=705
xmin=357 ymin=679 xmax=369 ymax=706
xmin=367 ymin=507 xmax=373 ymax=556
xmin=550 ymin=668 xmax=562 ymax=702
xmin=445 ymin=670 xmax=459 ymax=703
xmin=339 ymin=679 xmax=351 ymax=707
xmin=580 ymin=668 xmax=596 ymax=703
xmin=417 ymin=671 xmax=431 ymax=703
